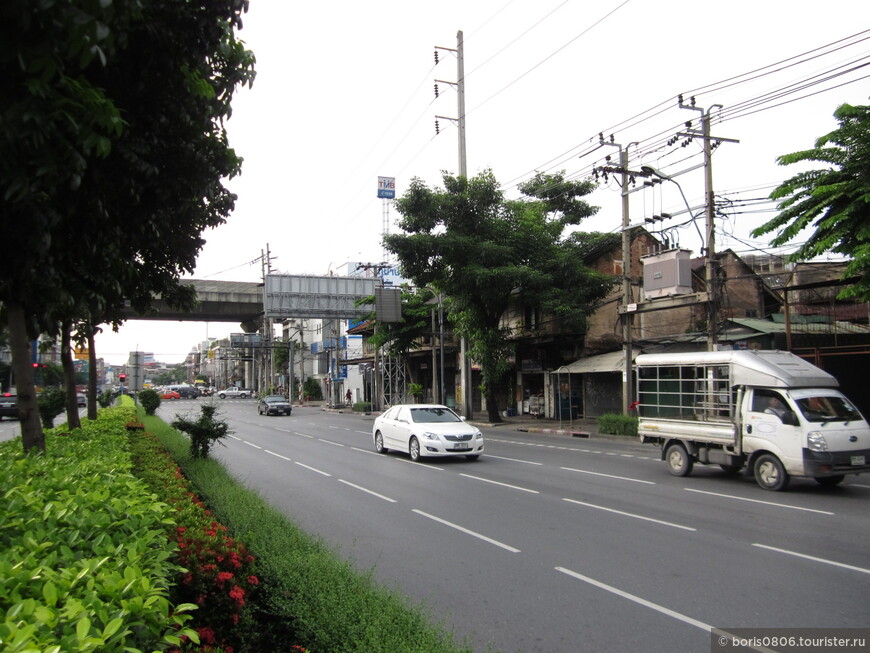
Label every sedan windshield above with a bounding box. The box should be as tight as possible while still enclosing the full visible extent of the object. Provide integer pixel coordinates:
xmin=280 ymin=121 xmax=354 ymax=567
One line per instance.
xmin=409 ymin=407 xmax=461 ymax=423
xmin=795 ymin=395 xmax=862 ymax=422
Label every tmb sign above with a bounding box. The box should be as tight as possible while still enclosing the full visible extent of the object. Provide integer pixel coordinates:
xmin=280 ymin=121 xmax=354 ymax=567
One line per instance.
xmin=377 ymin=176 xmax=395 ymax=199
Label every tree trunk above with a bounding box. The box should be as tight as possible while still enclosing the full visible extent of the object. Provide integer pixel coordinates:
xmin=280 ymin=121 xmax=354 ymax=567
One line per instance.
xmin=61 ymin=321 xmax=81 ymax=431
xmin=485 ymin=385 xmax=502 ymax=423
xmin=87 ymin=327 xmax=98 ymax=420
xmin=6 ymin=302 xmax=45 ymax=453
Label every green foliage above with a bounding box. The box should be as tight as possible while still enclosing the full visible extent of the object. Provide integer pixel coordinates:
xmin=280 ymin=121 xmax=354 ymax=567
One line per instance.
xmin=751 ymin=102 xmax=870 ymax=299
xmin=302 ymin=377 xmax=322 ymax=401
xmin=596 ymin=413 xmax=638 ymax=437
xmin=0 ymin=406 xmax=197 ymax=651
xmin=98 ymin=388 xmax=114 ymax=408
xmin=37 ymin=386 xmax=66 ymax=429
xmin=143 ymin=415 xmax=472 ymax=653
xmin=360 ymin=286 xmax=434 ymax=357
xmin=388 ymin=169 xmax=612 ymax=418
xmin=171 ymin=404 xmax=231 ymax=459
xmin=352 ymin=401 xmax=372 ymax=413
xmin=138 ymin=388 xmax=161 ymax=416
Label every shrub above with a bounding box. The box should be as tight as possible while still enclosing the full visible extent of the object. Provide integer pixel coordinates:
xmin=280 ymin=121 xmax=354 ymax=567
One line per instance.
xmin=596 ymin=413 xmax=638 ymax=436
xmin=37 ymin=386 xmax=66 ymax=428
xmin=139 ymin=388 xmax=161 ymax=415
xmin=172 ymin=404 xmax=231 ymax=459
xmin=98 ymin=388 xmax=115 ymax=408
xmin=0 ymin=407 xmax=197 ymax=651
xmin=352 ymin=401 xmax=371 ymax=413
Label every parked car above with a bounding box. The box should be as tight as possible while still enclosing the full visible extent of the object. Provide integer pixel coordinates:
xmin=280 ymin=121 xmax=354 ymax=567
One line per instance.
xmin=217 ymin=387 xmax=252 ymax=399
xmin=161 ymin=390 xmax=181 ymax=400
xmin=168 ymin=384 xmax=200 ymax=399
xmin=76 ymin=392 xmax=86 ymax=407
xmin=0 ymin=393 xmax=17 ymax=420
xmin=372 ymin=404 xmax=484 ymax=461
xmin=257 ymin=395 xmax=293 ymax=416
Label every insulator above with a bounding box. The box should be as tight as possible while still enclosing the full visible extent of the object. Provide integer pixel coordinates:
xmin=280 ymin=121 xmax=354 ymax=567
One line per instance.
xmin=434 ymin=84 xmax=439 ymax=97
xmin=678 ymin=94 xmax=684 ymax=104
xmin=434 ymin=51 xmax=439 ymax=64
xmin=690 ymin=96 xmax=696 ymax=106
xmin=435 ymin=119 xmax=440 ymax=134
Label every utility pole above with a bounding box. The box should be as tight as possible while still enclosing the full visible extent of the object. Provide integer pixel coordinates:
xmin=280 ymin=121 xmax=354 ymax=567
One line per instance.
xmin=677 ymin=98 xmax=737 ymax=351
xmin=436 ymin=30 xmax=471 ymax=418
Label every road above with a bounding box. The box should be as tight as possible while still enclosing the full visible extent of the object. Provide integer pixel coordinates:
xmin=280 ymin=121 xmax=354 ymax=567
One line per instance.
xmin=159 ymin=402 xmax=870 ymax=651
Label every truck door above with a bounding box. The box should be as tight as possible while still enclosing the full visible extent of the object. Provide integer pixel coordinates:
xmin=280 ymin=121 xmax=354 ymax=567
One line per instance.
xmin=745 ymin=389 xmax=804 ymax=474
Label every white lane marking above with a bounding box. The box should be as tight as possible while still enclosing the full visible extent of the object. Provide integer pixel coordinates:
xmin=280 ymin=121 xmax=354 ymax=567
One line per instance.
xmin=355 ymin=430 xmax=371 ymax=435
xmin=684 ymin=488 xmax=834 ymax=515
xmin=556 ymin=567 xmax=711 ymax=632
xmin=274 ymin=428 xmax=293 ymax=433
xmin=395 ymin=458 xmax=444 ymax=471
xmin=243 ymin=441 xmax=262 ymax=449
xmin=351 ymin=446 xmax=381 ymax=456
xmin=294 ymin=432 xmax=314 ymax=439
xmin=851 ymin=483 xmax=870 ymax=489
xmin=485 ymin=454 xmax=543 ymax=465
xmin=294 ymin=462 xmax=331 ymax=476
xmin=229 ymin=434 xmax=242 ymax=441
xmin=264 ymin=450 xmax=292 ymax=461
xmin=752 ymin=543 xmax=870 ymax=575
xmin=563 ymin=498 xmax=696 ymax=531
xmin=318 ymin=438 xmax=344 ymax=447
xmin=338 ymin=479 xmax=397 ymax=503
xmin=412 ymin=509 xmax=520 ymax=553
xmin=561 ymin=467 xmax=656 ymax=485
xmin=459 ymin=473 xmax=539 ymax=494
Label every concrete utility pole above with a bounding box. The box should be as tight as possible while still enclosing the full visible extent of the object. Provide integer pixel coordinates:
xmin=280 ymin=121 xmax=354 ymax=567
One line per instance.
xmin=435 ymin=30 xmax=471 ymax=417
xmin=677 ymin=98 xmax=737 ymax=351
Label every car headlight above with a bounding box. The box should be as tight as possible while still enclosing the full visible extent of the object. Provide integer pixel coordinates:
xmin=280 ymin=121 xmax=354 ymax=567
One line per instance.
xmin=473 ymin=430 xmax=482 ymax=439
xmin=422 ymin=431 xmax=440 ymax=441
xmin=807 ymin=431 xmax=828 ymax=452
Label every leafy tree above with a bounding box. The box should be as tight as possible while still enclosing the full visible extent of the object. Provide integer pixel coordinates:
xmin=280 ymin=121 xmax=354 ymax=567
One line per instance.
xmin=751 ymin=102 xmax=870 ymax=299
xmin=387 ymin=170 xmax=612 ymax=422
xmin=172 ymin=404 xmax=231 ymax=459
xmin=139 ymin=389 xmax=161 ymax=416
xmin=0 ymin=0 xmax=254 ymax=453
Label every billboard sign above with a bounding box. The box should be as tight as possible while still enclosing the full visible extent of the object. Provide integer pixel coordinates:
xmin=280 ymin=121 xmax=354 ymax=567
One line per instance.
xmin=377 ymin=176 xmax=395 ymax=199
xmin=264 ymin=274 xmax=376 ymax=319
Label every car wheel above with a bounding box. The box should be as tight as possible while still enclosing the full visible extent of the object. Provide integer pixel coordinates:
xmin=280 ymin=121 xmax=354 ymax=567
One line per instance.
xmin=219 ymin=393 xmax=226 ymax=399
xmin=374 ymin=431 xmax=388 ymax=454
xmin=239 ymin=393 xmax=247 ymax=399
xmin=754 ymin=453 xmax=790 ymax=491
xmin=170 ymin=396 xmax=177 ymax=400
xmin=466 ymin=454 xmax=480 ymax=461
xmin=664 ymin=442 xmax=693 ymax=477
xmin=814 ymin=474 xmax=845 ymax=487
xmin=409 ymin=436 xmax=422 ymax=462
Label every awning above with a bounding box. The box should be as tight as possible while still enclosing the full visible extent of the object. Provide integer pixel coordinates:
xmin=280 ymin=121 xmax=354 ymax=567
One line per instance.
xmin=560 ymin=350 xmax=637 ymax=374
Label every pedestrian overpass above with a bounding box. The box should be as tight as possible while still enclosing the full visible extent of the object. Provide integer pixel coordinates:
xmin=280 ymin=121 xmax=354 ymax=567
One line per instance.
xmin=119 ymin=279 xmax=264 ymax=326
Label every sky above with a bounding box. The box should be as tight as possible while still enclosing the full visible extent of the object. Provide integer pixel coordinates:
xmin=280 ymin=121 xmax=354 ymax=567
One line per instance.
xmin=94 ymin=0 xmax=870 ymax=365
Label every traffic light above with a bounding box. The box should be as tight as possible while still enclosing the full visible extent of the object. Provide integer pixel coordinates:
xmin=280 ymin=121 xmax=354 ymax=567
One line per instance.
xmin=119 ymin=374 xmax=127 ymax=383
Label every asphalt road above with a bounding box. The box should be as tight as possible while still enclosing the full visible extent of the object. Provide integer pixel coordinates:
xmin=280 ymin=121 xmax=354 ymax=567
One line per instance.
xmin=123 ymin=402 xmax=870 ymax=650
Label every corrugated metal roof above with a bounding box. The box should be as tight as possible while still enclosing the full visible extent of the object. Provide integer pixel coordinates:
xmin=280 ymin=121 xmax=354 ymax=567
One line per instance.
xmin=728 ymin=318 xmax=870 ymax=335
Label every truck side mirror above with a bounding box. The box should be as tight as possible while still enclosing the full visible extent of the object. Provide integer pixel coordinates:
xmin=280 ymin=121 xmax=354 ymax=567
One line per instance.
xmin=782 ymin=410 xmax=800 ymax=427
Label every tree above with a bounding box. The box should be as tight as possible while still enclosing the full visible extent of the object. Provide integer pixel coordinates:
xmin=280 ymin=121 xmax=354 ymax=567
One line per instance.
xmin=387 ymin=170 xmax=612 ymax=422
xmin=0 ymin=0 xmax=255 ymax=452
xmin=751 ymin=103 xmax=870 ymax=298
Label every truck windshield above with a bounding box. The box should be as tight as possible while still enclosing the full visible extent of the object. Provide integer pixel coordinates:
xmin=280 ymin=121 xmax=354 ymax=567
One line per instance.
xmin=795 ymin=395 xmax=862 ymax=423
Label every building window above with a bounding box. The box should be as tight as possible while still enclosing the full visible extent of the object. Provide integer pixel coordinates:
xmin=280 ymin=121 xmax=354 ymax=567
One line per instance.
xmin=524 ymin=306 xmax=540 ymax=330
xmin=745 ymin=309 xmax=757 ymax=318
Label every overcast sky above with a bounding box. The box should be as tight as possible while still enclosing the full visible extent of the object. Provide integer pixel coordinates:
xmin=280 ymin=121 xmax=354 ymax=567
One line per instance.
xmin=94 ymin=0 xmax=870 ymax=365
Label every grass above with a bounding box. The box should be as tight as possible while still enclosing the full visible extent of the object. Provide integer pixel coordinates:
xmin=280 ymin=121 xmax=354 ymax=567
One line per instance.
xmin=139 ymin=409 xmax=475 ymax=653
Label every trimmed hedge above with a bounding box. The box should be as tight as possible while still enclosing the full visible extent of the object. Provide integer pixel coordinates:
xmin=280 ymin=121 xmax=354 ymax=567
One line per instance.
xmin=596 ymin=413 xmax=639 ymax=437
xmin=0 ymin=407 xmax=196 ymax=652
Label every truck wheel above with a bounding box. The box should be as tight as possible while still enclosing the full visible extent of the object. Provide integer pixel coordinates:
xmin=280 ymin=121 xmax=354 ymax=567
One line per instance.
xmin=814 ymin=475 xmax=845 ymax=487
xmin=665 ymin=442 xmax=693 ymax=477
xmin=754 ymin=453 xmax=790 ymax=491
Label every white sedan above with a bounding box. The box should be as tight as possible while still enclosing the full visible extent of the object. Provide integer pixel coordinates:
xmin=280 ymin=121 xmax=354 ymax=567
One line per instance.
xmin=372 ymin=404 xmax=483 ymax=462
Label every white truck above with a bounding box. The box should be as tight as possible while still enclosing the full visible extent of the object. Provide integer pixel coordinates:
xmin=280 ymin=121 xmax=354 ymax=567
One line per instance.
xmin=636 ymin=350 xmax=870 ymax=490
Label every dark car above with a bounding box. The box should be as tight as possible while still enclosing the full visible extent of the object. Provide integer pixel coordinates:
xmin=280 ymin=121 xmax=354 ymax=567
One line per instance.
xmin=169 ymin=385 xmax=200 ymax=399
xmin=76 ymin=392 xmax=86 ymax=407
xmin=0 ymin=393 xmax=18 ymax=420
xmin=257 ymin=395 xmax=292 ymax=416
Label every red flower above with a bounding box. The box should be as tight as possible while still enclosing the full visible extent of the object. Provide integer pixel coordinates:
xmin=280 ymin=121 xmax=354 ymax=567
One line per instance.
xmin=196 ymin=626 xmax=216 ymax=645
xmin=246 ymin=575 xmax=259 ymax=585
xmin=229 ymin=585 xmax=246 ymax=606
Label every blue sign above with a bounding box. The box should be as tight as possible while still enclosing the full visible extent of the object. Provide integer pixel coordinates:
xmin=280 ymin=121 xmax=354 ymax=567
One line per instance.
xmin=377 ymin=176 xmax=395 ymax=199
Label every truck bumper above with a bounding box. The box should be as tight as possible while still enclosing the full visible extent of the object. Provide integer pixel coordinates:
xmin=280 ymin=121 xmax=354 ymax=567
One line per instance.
xmin=803 ymin=447 xmax=870 ymax=476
